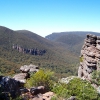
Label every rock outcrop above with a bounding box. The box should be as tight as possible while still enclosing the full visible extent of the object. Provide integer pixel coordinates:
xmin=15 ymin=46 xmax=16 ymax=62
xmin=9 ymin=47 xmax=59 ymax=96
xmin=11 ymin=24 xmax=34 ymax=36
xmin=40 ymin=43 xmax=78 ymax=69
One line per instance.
xmin=0 ymin=64 xmax=54 ymax=100
xmin=13 ymin=64 xmax=39 ymax=83
xmin=12 ymin=44 xmax=46 ymax=56
xmin=20 ymin=64 xmax=39 ymax=73
xmin=78 ymin=34 xmax=100 ymax=81
xmin=0 ymin=76 xmax=20 ymax=99
xmin=0 ymin=75 xmax=54 ymax=100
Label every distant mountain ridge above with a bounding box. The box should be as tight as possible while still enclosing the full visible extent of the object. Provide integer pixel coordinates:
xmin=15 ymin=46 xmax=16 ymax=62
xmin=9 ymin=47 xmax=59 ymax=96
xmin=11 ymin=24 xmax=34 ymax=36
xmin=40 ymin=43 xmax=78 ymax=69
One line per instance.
xmin=45 ymin=31 xmax=100 ymax=41
xmin=45 ymin=31 xmax=100 ymax=55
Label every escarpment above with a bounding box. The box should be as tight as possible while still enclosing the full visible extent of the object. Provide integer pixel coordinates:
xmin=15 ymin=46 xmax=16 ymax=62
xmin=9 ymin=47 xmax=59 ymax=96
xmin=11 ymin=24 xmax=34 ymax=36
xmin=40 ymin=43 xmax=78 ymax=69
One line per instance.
xmin=12 ymin=44 xmax=46 ymax=56
xmin=78 ymin=34 xmax=100 ymax=81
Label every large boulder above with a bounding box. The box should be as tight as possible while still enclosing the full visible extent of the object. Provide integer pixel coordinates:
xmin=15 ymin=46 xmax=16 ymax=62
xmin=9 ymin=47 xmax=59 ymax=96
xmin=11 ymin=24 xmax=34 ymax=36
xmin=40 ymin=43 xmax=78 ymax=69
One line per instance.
xmin=13 ymin=73 xmax=28 ymax=83
xmin=30 ymin=86 xmax=46 ymax=95
xmin=20 ymin=64 xmax=39 ymax=73
xmin=42 ymin=92 xmax=54 ymax=100
xmin=0 ymin=76 xmax=20 ymax=99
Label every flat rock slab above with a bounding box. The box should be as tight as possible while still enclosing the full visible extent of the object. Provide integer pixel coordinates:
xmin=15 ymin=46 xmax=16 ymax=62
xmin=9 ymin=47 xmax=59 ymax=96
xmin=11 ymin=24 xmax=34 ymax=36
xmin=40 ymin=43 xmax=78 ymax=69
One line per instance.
xmin=13 ymin=73 xmax=28 ymax=83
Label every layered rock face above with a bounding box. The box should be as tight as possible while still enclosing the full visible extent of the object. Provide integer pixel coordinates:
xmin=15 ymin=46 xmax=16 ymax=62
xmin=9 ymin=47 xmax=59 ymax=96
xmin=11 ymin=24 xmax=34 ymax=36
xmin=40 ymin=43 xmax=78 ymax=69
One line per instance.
xmin=12 ymin=44 xmax=46 ymax=56
xmin=78 ymin=34 xmax=100 ymax=81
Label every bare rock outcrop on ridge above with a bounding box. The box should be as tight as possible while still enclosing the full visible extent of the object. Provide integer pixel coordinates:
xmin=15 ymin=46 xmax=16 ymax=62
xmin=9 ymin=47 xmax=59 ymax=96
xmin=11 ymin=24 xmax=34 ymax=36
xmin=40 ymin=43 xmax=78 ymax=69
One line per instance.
xmin=78 ymin=34 xmax=100 ymax=81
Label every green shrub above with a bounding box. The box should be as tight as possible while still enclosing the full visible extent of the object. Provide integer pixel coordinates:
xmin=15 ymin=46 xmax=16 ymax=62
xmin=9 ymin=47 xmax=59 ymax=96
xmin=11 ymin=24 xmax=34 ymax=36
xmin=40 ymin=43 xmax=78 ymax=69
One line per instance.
xmin=25 ymin=70 xmax=55 ymax=90
xmin=91 ymin=70 xmax=100 ymax=85
xmin=52 ymin=78 xmax=99 ymax=100
xmin=67 ymin=78 xmax=98 ymax=100
xmin=52 ymin=83 xmax=68 ymax=98
xmin=80 ymin=56 xmax=84 ymax=62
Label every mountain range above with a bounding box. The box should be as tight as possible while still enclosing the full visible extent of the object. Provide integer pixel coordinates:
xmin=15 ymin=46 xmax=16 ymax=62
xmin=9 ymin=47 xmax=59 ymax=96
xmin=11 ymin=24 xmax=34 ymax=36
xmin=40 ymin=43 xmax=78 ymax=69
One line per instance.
xmin=0 ymin=26 xmax=100 ymax=77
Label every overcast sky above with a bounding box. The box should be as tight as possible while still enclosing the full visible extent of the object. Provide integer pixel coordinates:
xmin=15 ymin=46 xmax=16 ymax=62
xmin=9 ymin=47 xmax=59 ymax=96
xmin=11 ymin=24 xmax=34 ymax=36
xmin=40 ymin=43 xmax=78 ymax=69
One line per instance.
xmin=0 ymin=0 xmax=100 ymax=37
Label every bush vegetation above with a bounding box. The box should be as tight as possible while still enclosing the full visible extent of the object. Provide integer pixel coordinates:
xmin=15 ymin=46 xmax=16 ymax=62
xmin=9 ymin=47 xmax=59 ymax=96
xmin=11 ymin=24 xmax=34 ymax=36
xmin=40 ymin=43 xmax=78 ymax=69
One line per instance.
xmin=25 ymin=70 xmax=100 ymax=100
xmin=52 ymin=78 xmax=100 ymax=100
xmin=25 ymin=70 xmax=55 ymax=90
xmin=91 ymin=70 xmax=100 ymax=86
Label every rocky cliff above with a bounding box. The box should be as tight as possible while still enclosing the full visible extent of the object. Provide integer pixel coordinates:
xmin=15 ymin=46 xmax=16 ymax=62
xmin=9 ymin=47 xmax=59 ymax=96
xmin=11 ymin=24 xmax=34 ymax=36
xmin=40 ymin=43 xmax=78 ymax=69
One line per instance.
xmin=12 ymin=44 xmax=46 ymax=56
xmin=78 ymin=34 xmax=100 ymax=81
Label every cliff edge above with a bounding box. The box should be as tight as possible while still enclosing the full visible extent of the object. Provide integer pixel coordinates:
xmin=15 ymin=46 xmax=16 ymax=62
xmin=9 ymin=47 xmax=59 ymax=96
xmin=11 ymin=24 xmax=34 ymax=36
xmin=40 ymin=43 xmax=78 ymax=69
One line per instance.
xmin=78 ymin=34 xmax=100 ymax=81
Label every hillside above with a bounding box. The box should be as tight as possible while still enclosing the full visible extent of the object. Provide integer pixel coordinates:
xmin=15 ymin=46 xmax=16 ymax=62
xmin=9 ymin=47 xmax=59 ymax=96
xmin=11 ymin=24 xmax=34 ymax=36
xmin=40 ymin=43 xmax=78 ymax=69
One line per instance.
xmin=0 ymin=26 xmax=79 ymax=77
xmin=45 ymin=31 xmax=100 ymax=41
xmin=45 ymin=31 xmax=100 ymax=55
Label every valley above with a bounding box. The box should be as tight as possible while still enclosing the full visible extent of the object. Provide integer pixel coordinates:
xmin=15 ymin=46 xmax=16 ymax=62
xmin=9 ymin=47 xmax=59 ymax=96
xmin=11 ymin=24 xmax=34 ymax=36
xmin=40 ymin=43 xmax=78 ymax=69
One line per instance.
xmin=0 ymin=26 xmax=100 ymax=77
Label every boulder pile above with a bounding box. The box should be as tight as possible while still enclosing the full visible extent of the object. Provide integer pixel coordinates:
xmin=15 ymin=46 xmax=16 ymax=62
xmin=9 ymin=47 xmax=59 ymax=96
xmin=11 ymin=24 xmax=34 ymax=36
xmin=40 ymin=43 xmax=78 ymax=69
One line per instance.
xmin=0 ymin=64 xmax=55 ymax=100
xmin=78 ymin=34 xmax=100 ymax=81
xmin=13 ymin=64 xmax=39 ymax=83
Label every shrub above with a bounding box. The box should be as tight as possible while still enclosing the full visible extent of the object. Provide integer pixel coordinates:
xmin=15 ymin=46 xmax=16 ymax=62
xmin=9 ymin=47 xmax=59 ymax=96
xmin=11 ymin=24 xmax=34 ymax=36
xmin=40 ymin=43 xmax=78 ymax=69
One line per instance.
xmin=25 ymin=70 xmax=55 ymax=90
xmin=80 ymin=56 xmax=84 ymax=62
xmin=67 ymin=78 xmax=98 ymax=100
xmin=52 ymin=83 xmax=68 ymax=98
xmin=52 ymin=78 xmax=99 ymax=100
xmin=91 ymin=70 xmax=100 ymax=85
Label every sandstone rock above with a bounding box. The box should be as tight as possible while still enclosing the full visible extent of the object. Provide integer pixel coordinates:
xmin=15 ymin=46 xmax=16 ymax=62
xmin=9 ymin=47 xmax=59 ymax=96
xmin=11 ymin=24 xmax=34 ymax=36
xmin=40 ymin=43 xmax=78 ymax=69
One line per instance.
xmin=0 ymin=76 xmax=20 ymax=99
xmin=12 ymin=44 xmax=46 ymax=56
xmin=20 ymin=64 xmax=39 ymax=73
xmin=42 ymin=92 xmax=54 ymax=100
xmin=32 ymin=97 xmax=43 ymax=100
xmin=78 ymin=34 xmax=100 ymax=81
xmin=87 ymin=74 xmax=92 ymax=81
xmin=85 ymin=42 xmax=96 ymax=46
xmin=96 ymin=40 xmax=100 ymax=44
xmin=97 ymin=36 xmax=100 ymax=40
xmin=85 ymin=39 xmax=96 ymax=43
xmin=96 ymin=44 xmax=100 ymax=50
xmin=85 ymin=66 xmax=93 ymax=74
xmin=78 ymin=66 xmax=83 ymax=77
xmin=87 ymin=34 xmax=97 ymax=38
xmin=83 ymin=69 xmax=88 ymax=78
xmin=20 ymin=65 xmax=30 ymax=72
xmin=13 ymin=73 xmax=28 ymax=83
xmin=85 ymin=56 xmax=97 ymax=64
xmin=30 ymin=86 xmax=46 ymax=95
xmin=96 ymin=53 xmax=100 ymax=58
xmin=85 ymin=51 xmax=95 ymax=57
xmin=85 ymin=60 xmax=96 ymax=67
xmin=81 ymin=50 xmax=84 ymax=55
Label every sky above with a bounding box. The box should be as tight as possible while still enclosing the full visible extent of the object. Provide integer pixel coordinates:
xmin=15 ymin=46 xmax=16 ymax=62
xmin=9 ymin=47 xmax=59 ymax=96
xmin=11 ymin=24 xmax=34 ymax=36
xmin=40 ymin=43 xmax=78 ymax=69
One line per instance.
xmin=0 ymin=0 xmax=100 ymax=37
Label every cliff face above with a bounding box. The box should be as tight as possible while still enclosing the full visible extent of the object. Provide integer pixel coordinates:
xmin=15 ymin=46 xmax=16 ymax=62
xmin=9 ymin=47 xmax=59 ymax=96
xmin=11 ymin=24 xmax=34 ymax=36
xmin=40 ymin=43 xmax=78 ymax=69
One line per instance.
xmin=78 ymin=34 xmax=100 ymax=81
xmin=12 ymin=44 xmax=46 ymax=56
